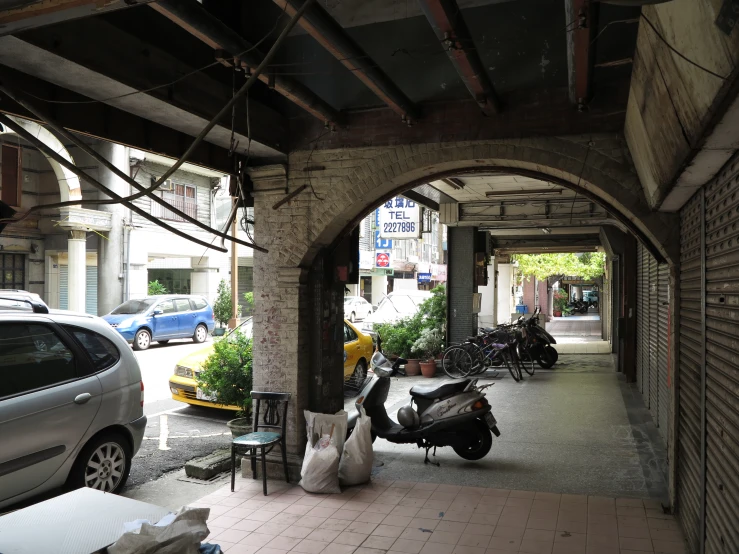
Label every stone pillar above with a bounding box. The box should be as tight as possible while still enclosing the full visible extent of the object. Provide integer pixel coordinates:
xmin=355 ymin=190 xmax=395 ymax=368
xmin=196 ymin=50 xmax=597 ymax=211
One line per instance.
xmin=448 ymin=227 xmax=476 ymax=344
xmin=67 ymin=230 xmax=86 ymax=313
xmin=249 ymin=165 xmax=310 ymax=480
xmin=96 ymin=142 xmax=127 ymax=316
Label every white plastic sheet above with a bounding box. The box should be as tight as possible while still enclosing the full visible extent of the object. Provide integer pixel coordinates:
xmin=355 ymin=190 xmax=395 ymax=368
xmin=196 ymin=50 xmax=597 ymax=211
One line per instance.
xmin=107 ymin=507 xmax=209 ymax=554
xmin=339 ymin=406 xmax=373 ymax=486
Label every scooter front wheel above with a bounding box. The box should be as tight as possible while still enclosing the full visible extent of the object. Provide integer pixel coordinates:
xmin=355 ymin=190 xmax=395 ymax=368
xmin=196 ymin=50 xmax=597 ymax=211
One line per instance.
xmin=452 ymin=418 xmax=493 ymax=461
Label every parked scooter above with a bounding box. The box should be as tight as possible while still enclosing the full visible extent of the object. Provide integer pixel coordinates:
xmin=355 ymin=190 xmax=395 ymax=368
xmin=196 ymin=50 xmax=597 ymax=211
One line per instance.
xmin=521 ymin=307 xmax=558 ymax=369
xmin=567 ymin=299 xmax=588 ymax=314
xmin=347 ymin=352 xmax=500 ymax=465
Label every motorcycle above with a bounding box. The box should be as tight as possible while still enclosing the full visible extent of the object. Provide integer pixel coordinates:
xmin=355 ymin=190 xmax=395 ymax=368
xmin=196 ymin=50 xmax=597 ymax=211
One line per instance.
xmin=520 ymin=307 xmax=558 ymax=369
xmin=346 ymin=351 xmax=500 ymax=465
xmin=567 ymin=299 xmax=588 ymax=314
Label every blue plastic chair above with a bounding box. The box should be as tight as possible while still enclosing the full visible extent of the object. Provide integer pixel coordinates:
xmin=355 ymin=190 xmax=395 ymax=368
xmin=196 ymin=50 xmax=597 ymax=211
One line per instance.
xmin=231 ymin=391 xmax=290 ymax=495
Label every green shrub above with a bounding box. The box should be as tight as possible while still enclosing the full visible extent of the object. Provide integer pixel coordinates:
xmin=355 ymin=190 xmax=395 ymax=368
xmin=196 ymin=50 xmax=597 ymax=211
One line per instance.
xmin=243 ymin=291 xmax=254 ymax=316
xmin=197 ymin=330 xmax=253 ymax=416
xmin=147 ymin=280 xmax=167 ymax=295
xmin=213 ymin=279 xmax=233 ymax=327
xmin=412 ymin=328 xmax=444 ymax=361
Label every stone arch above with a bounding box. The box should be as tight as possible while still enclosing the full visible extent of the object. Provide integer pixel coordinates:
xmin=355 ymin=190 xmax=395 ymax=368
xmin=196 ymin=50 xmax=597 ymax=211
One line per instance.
xmin=0 ymin=116 xmax=82 ymax=202
xmin=287 ymin=136 xmax=678 ymax=269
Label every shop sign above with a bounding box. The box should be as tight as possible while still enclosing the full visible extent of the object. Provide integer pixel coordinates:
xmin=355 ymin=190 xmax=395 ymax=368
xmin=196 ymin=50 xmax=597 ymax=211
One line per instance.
xmin=376 ymin=252 xmax=390 ymax=268
xmin=378 ymin=197 xmax=420 ymax=239
xmin=374 ymin=230 xmax=392 ymax=250
xmin=418 ymin=273 xmax=432 ymax=283
xmin=431 ymin=264 xmax=447 ymax=282
xmin=359 ymin=250 xmax=374 ymax=270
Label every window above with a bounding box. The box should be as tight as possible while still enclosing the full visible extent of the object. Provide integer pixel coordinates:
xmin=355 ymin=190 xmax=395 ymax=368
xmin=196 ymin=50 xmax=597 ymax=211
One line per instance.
xmin=190 ymin=298 xmax=208 ymax=310
xmin=0 ymin=254 xmax=25 ymax=289
xmin=157 ymin=300 xmax=176 ymax=314
xmin=152 ymin=181 xmax=197 ymax=222
xmin=175 ymin=299 xmax=191 ymax=312
xmin=111 ymin=298 xmax=156 ymax=315
xmin=65 ymin=327 xmax=119 ymax=373
xmin=344 ymin=323 xmax=357 ymax=343
xmin=1 ymin=144 xmax=21 ymax=208
xmin=0 ymin=324 xmax=75 ymax=398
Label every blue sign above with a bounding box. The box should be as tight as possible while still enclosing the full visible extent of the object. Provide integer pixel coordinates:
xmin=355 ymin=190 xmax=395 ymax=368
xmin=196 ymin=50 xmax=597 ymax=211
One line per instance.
xmin=375 ymin=208 xmax=380 ymax=227
xmin=418 ymin=273 xmax=432 ymax=283
xmin=375 ymin=230 xmax=392 ymax=250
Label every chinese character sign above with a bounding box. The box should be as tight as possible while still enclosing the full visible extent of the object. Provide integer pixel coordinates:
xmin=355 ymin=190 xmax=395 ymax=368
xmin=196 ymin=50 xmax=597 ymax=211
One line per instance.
xmin=375 ymin=231 xmax=392 ymax=250
xmin=378 ymin=197 xmax=420 ymax=239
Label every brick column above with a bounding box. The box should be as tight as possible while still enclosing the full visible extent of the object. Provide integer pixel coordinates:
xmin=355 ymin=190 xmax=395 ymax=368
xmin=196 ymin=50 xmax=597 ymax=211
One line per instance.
xmin=249 ymin=166 xmax=310 ymax=480
xmin=448 ymin=227 xmax=476 ymax=343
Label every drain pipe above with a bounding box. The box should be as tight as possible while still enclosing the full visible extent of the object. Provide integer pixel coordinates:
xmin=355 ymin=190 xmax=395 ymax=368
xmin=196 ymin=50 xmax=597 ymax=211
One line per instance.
xmin=124 ymin=160 xmax=142 ymax=301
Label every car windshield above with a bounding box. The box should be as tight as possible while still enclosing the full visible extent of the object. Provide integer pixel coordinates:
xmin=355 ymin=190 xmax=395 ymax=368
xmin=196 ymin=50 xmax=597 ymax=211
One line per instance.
xmin=227 ymin=317 xmax=253 ymax=340
xmin=111 ymin=298 xmax=157 ymax=315
xmin=376 ymin=294 xmax=422 ymax=315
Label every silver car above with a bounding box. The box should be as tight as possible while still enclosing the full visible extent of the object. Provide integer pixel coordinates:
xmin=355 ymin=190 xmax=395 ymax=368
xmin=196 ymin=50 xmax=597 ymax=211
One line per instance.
xmin=0 ymin=296 xmax=146 ymax=509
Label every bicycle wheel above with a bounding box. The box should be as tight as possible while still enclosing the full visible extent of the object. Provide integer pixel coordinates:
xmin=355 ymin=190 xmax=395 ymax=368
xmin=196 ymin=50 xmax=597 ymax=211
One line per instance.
xmin=518 ymin=343 xmax=535 ymax=376
xmin=441 ymin=346 xmax=474 ymax=378
xmin=502 ymin=348 xmax=520 ymax=382
xmin=463 ymin=341 xmax=486 ymax=374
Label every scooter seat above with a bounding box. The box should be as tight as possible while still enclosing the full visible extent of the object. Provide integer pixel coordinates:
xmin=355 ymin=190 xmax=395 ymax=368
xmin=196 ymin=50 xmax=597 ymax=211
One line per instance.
xmin=409 ymin=379 xmax=471 ymax=400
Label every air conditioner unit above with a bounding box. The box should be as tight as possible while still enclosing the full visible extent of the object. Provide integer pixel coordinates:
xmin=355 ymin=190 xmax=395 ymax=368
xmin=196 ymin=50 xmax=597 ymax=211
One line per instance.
xmin=159 ymin=180 xmax=174 ymax=191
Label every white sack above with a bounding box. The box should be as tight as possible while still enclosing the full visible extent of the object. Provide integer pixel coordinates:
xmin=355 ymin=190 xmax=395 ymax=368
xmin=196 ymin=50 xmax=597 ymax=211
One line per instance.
xmin=339 ymin=406 xmax=373 ymax=486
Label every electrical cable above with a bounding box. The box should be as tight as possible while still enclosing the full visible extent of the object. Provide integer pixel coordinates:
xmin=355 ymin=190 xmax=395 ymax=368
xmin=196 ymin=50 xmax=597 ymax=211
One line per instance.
xmin=639 ymin=13 xmax=728 ymax=80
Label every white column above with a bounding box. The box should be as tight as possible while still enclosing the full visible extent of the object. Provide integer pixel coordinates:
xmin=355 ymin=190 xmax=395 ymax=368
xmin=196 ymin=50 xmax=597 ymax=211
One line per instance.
xmin=68 ymin=230 xmax=86 ymax=313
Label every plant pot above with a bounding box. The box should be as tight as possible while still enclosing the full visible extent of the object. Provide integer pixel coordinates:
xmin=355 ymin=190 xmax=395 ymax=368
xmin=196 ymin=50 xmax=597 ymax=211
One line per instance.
xmin=553 ymin=311 xmax=562 ymax=317
xmin=405 ymin=359 xmax=421 ymax=376
xmin=420 ymin=361 xmax=437 ymax=378
xmin=226 ymin=417 xmax=252 ymax=439
xmin=213 ymin=327 xmax=226 ymax=337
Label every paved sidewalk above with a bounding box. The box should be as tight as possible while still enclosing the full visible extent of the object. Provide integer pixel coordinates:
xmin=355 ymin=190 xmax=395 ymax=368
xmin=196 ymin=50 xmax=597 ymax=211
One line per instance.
xmin=191 ymin=478 xmax=687 ymax=554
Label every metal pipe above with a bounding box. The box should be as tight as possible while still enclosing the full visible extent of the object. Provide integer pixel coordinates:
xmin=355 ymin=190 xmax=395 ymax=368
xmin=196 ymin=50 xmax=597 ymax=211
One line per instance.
xmin=270 ymin=0 xmax=419 ymax=121
xmin=700 ymin=185 xmax=707 ymax=554
xmin=151 ymin=0 xmax=339 ymax=125
xmin=0 ymin=113 xmax=228 ymax=253
xmin=0 ymin=82 xmax=265 ymax=253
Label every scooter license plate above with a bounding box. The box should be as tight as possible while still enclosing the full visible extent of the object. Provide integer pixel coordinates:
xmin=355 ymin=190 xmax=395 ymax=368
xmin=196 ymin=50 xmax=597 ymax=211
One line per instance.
xmin=484 ymin=412 xmax=497 ymax=429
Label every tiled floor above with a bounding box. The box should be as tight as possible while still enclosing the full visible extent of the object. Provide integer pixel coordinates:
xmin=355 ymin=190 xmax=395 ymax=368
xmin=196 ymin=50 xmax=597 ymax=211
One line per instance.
xmin=191 ymin=478 xmax=687 ymax=554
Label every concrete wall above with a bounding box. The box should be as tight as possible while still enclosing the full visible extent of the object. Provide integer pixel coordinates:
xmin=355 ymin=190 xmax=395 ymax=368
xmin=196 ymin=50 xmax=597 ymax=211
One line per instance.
xmin=497 ymin=263 xmax=513 ymax=324
xmin=478 ymin=264 xmax=495 ymax=328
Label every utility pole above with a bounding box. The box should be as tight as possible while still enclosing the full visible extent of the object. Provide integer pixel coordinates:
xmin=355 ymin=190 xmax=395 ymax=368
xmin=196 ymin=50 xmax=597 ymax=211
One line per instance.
xmin=228 ymin=200 xmax=239 ymax=329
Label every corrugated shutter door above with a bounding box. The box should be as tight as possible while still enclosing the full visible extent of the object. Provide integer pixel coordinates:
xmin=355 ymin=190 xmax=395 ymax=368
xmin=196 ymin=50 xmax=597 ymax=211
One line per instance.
xmin=677 ymin=192 xmax=703 ymax=553
xmin=704 ymin=170 xmax=739 ymax=554
xmin=649 ymin=253 xmax=659 ymax=423
xmin=658 ymin=263 xmax=669 ymax=442
xmin=59 ymin=265 xmax=68 ymax=310
xmin=636 ymin=244 xmax=644 ymax=394
xmin=86 ymin=265 xmax=97 ymax=316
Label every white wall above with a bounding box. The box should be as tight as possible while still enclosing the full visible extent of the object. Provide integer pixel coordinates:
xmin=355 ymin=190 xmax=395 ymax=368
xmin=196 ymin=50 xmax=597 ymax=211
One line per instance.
xmin=478 ymin=264 xmax=495 ymax=328
xmin=371 ymin=275 xmax=388 ymax=306
xmin=394 ymin=278 xmax=418 ymax=291
xmin=497 ymin=263 xmax=513 ymax=324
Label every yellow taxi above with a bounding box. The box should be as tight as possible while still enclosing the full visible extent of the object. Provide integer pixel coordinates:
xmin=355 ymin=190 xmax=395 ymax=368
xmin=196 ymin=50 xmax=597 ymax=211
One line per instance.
xmin=168 ymin=318 xmax=374 ymax=410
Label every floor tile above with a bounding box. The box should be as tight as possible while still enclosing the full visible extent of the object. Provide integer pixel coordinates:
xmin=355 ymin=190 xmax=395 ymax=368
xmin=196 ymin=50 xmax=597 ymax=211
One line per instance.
xmin=464 ymin=524 xmax=495 ymax=536
xmin=618 ymin=536 xmax=653 ymax=551
xmin=392 ymin=538 xmax=426 ymax=553
xmin=519 ymin=538 xmax=554 ymax=554
xmin=383 ymin=515 xmax=413 ymax=527
xmin=210 ymin=515 xmax=243 ymax=528
xmin=297 ymin=516 xmax=329 ymax=529
xmin=217 ymin=529 xmax=251 ymax=543
xmin=436 ymin=521 xmax=468 ymax=533
xmin=308 ymin=529 xmax=342 ymax=543
xmin=527 ymin=518 xmax=557 ymax=531
xmin=443 ymin=511 xmax=473 ymax=523
xmin=353 ymin=547 xmax=385 ymax=554
xmin=371 ymin=525 xmax=406 ymax=539
xmin=616 ymin=498 xmax=643 ymax=508
xmin=509 ymin=491 xmax=536 ymax=500
xmin=651 ymin=540 xmax=686 ymax=553
xmin=496 ymin=515 xmax=527 ymax=529
xmin=551 ymin=543 xmax=585 ymax=554
xmin=493 ymin=526 xmax=525 ymax=540
xmin=363 ymin=536 xmax=397 ymax=550
xmin=428 ymin=531 xmax=462 ymax=545
xmin=420 ymin=541 xmax=456 ymax=554
xmin=366 ymin=503 xmax=395 ymax=515
xmin=293 ymin=539 xmax=331 ymax=554
xmin=470 ymin=514 xmax=500 ymax=526
xmin=238 ymin=533 xmax=276 ymax=547
xmin=266 ymin=536 xmax=303 ymax=550
xmin=487 ymin=536 xmax=521 ymax=552
xmin=322 ymin=544 xmax=358 ymax=554
xmin=524 ymin=529 xmax=555 ymax=542
xmin=618 ymin=526 xmax=651 ymax=539
xmin=346 ymin=521 xmax=380 ymax=535
xmin=409 ymin=518 xmax=440 ymax=530
xmin=452 ymin=545 xmax=486 ymax=554
xmin=335 ymin=532 xmax=370 ymax=546
xmin=220 ymin=544 xmax=256 ymax=554
xmin=457 ymin=535 xmax=491 ymax=548
xmin=400 ymin=527 xmax=434 ymax=542
xmin=283 ymin=526 xmax=315 ymax=539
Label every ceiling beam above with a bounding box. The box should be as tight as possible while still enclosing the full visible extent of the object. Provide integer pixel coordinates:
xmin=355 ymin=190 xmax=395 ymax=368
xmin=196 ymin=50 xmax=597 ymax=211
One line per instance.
xmin=11 ymin=20 xmax=287 ymax=157
xmin=0 ymin=66 xmax=237 ymax=174
xmin=485 ymin=188 xmax=563 ymax=197
xmin=495 ymin=245 xmax=600 ymax=254
xmin=475 ymin=217 xmax=620 ymax=230
xmin=417 ymin=0 xmax=500 ymax=115
xmin=565 ymin=0 xmax=598 ymax=109
xmin=149 ymin=0 xmax=340 ymax=126
xmin=271 ymin=0 xmax=420 ymax=122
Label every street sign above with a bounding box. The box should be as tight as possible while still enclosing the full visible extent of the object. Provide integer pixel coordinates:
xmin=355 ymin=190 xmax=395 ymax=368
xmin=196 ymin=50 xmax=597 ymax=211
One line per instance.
xmin=417 ymin=273 xmax=432 ymax=283
xmin=376 ymin=252 xmax=390 ymax=268
xmin=375 ymin=231 xmax=392 ymax=250
xmin=378 ymin=197 xmax=420 ymax=239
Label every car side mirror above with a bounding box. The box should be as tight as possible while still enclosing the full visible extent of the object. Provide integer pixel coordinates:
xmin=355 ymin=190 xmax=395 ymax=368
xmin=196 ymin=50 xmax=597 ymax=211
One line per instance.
xmin=153 ymin=309 xmax=163 ymax=315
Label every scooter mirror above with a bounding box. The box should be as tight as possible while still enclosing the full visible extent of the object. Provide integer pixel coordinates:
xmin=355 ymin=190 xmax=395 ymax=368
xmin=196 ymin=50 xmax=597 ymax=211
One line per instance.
xmin=371 ymin=351 xmax=394 ymax=377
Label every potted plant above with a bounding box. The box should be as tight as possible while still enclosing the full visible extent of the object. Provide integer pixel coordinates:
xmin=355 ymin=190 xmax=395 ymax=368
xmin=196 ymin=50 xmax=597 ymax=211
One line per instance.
xmin=147 ymin=280 xmax=168 ymax=295
xmin=197 ymin=329 xmax=254 ymax=437
xmin=213 ymin=279 xmax=233 ymax=336
xmin=376 ymin=316 xmax=423 ymax=375
xmin=413 ymin=328 xmax=443 ymax=378
xmin=553 ymin=290 xmax=568 ymax=318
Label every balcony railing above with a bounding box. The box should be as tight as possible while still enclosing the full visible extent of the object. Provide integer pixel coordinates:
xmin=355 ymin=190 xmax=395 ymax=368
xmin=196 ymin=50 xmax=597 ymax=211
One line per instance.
xmin=151 ymin=197 xmax=197 ymax=222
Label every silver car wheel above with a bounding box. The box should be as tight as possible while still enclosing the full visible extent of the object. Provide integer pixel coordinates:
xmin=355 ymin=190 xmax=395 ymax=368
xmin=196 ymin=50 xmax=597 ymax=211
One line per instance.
xmin=136 ymin=330 xmax=150 ymax=350
xmin=196 ymin=325 xmax=207 ymax=342
xmin=84 ymin=442 xmax=126 ymax=492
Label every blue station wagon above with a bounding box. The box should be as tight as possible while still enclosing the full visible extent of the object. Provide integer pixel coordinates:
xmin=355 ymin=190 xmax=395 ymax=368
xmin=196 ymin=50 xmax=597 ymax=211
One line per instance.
xmin=102 ymin=295 xmax=215 ymax=351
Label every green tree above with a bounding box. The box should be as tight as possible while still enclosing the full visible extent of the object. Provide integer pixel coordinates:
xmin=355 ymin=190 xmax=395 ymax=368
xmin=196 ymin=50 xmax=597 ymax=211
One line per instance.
xmin=197 ymin=330 xmax=253 ymax=415
xmin=147 ymin=280 xmax=167 ymax=295
xmin=512 ymin=253 xmax=605 ymax=281
xmin=213 ymin=279 xmax=233 ymax=327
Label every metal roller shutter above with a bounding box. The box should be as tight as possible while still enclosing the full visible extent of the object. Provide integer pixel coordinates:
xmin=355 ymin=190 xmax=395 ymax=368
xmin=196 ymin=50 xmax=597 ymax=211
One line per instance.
xmin=704 ymin=169 xmax=739 ymax=554
xmin=636 ymin=243 xmax=644 ymax=395
xmin=649 ymin=253 xmax=659 ymax=423
xmin=85 ymin=265 xmax=98 ymax=316
xmin=658 ymin=263 xmax=670 ymax=442
xmin=677 ymin=192 xmax=703 ymax=553
xmin=59 ymin=265 xmax=68 ymax=310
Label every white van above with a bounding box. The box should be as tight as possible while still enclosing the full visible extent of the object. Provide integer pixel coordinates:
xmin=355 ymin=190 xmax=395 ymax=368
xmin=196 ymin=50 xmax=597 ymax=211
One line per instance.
xmin=360 ymin=290 xmax=432 ymax=336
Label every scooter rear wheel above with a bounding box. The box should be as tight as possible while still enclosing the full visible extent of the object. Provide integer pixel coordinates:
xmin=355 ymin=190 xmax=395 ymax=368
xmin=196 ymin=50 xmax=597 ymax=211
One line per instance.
xmin=452 ymin=418 xmax=493 ymax=460
xmin=537 ymin=345 xmax=558 ymax=369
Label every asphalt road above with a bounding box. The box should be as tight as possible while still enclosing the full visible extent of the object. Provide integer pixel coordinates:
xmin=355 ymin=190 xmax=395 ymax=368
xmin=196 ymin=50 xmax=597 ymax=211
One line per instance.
xmin=123 ymin=338 xmax=237 ymax=490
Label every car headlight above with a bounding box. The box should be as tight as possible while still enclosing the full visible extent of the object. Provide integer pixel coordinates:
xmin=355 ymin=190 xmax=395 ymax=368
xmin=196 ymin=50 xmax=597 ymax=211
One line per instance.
xmin=175 ymin=365 xmax=193 ymax=378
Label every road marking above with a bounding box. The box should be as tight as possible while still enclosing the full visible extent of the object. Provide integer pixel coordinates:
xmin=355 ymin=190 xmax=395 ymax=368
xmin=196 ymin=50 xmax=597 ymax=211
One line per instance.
xmin=158 ymin=415 xmax=171 ymax=451
xmin=144 ymin=432 xmax=230 ymax=440
xmin=146 ymin=406 xmax=188 ymax=419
